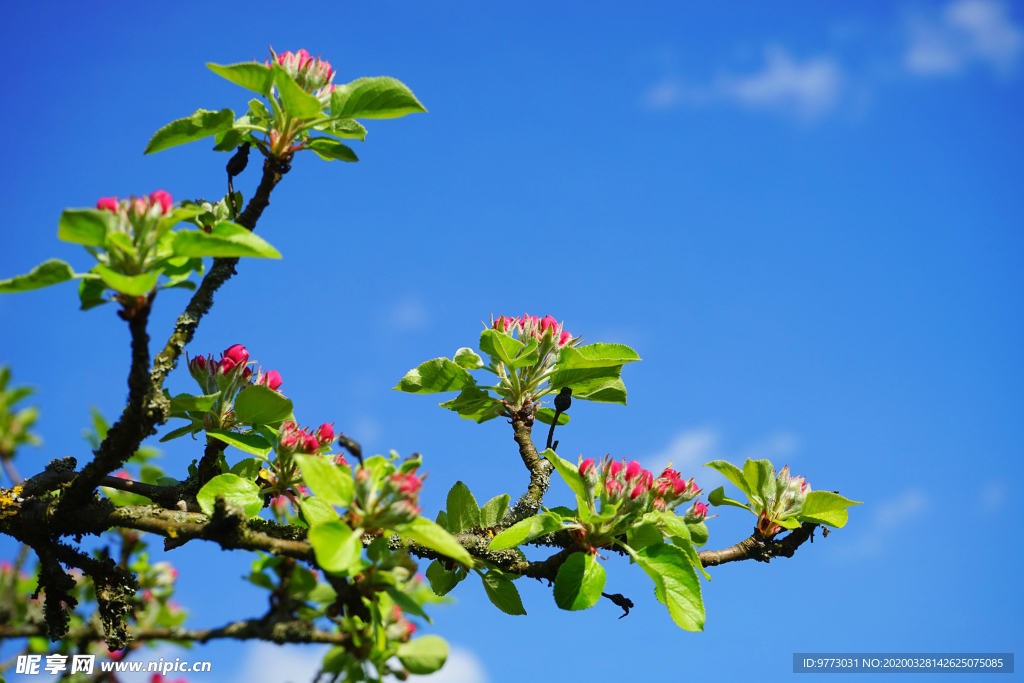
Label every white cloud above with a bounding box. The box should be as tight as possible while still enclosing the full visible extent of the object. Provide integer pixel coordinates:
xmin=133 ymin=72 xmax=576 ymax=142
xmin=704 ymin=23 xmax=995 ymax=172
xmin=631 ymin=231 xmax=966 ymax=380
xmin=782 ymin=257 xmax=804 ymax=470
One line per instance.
xmin=739 ymin=432 xmax=801 ymax=462
xmin=418 ymin=647 xmax=488 ymax=683
xmin=836 ymin=488 xmax=928 ymax=558
xmin=643 ymin=427 xmax=720 ymax=475
xmin=231 ymin=642 xmax=328 ymax=683
xmin=389 ymin=299 xmax=429 ymax=330
xmin=905 ymin=0 xmax=1023 ymax=75
xmin=645 ymin=46 xmax=844 ymax=121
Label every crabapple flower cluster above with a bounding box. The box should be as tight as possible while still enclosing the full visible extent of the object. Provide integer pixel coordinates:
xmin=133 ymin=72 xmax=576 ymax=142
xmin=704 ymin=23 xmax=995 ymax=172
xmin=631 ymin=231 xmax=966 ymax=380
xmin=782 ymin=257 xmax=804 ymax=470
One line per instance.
xmin=96 ymin=190 xmax=173 ymax=219
xmin=187 ymin=344 xmax=282 ymax=395
xmin=350 ymin=464 xmax=425 ymax=530
xmin=272 ymin=49 xmax=335 ymax=95
xmin=492 ymin=313 xmax=574 ymax=348
xmin=756 ymin=465 xmax=811 ymax=537
xmin=276 ymin=420 xmax=337 ymax=457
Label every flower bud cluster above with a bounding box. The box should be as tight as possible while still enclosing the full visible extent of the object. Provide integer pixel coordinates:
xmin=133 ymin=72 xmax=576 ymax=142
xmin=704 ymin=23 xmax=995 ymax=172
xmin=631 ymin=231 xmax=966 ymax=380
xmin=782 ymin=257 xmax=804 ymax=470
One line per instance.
xmin=492 ymin=313 xmax=574 ymax=348
xmin=277 ymin=420 xmax=336 ymax=456
xmin=756 ymin=465 xmax=811 ymax=537
xmin=96 ymin=190 xmax=173 ymax=219
xmin=350 ymin=465 xmax=425 ymax=530
xmin=188 ymin=343 xmax=256 ymax=395
xmin=271 ymin=49 xmax=336 ymax=95
xmin=386 ymin=604 xmax=417 ymax=643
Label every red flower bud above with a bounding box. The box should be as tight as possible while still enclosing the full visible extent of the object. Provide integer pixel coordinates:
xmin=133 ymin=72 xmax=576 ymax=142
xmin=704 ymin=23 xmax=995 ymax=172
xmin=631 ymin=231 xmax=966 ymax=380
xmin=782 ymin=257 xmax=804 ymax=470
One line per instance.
xmin=149 ymin=190 xmax=173 ymax=214
xmin=671 ymin=478 xmax=689 ymax=496
xmin=579 ymin=458 xmax=596 ymax=476
xmin=96 ymin=197 xmax=119 ymax=212
xmin=607 ymin=461 xmax=623 ymax=478
xmin=281 ymin=420 xmax=296 ymax=432
xmin=558 ymin=329 xmax=573 ymax=347
xmin=223 ymin=344 xmax=249 ymax=365
xmin=317 ymin=423 xmax=335 ymax=443
xmin=604 ymin=479 xmax=623 ymax=498
xmin=660 ymin=467 xmax=681 ymax=480
xmin=624 ymin=460 xmax=644 ymax=481
xmin=219 ymin=357 xmax=237 ymax=375
xmin=242 ymin=367 xmax=252 ymax=379
xmin=630 ymin=483 xmax=647 ymax=500
xmin=280 ymin=434 xmax=298 ymax=449
xmin=303 ymin=434 xmax=320 ymax=453
xmin=539 ymin=315 xmax=559 ymax=335
xmin=261 ymin=370 xmax=283 ymax=391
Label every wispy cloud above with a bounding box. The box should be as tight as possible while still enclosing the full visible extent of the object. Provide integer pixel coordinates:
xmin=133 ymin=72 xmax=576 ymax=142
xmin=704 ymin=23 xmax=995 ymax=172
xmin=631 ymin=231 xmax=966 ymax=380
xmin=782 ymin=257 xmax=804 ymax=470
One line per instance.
xmin=905 ymin=0 xmax=1023 ymax=76
xmin=389 ymin=298 xmax=429 ymax=330
xmin=419 ymin=646 xmax=489 ymax=683
xmin=645 ymin=46 xmax=844 ymax=121
xmin=643 ymin=427 xmax=720 ymax=474
xmin=231 ymin=642 xmax=328 ymax=683
xmin=836 ymin=488 xmax=928 ymax=558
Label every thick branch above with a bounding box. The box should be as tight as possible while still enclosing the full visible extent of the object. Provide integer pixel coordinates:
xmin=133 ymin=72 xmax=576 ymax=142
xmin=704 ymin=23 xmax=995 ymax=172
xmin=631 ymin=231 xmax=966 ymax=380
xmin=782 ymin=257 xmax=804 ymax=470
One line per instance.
xmin=504 ymin=404 xmax=553 ymax=525
xmin=698 ymin=523 xmax=818 ymax=567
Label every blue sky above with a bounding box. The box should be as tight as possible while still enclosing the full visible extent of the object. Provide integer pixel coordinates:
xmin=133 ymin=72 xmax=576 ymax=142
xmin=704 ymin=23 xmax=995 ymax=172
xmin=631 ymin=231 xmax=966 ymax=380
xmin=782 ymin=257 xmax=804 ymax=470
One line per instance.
xmin=2 ymin=1 xmax=1022 ymax=681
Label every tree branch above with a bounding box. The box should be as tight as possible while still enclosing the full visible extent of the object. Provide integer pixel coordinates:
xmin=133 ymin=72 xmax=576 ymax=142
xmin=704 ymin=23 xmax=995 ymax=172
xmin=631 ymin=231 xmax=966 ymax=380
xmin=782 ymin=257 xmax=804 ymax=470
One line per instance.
xmin=698 ymin=523 xmax=818 ymax=567
xmin=503 ymin=403 xmax=553 ymax=525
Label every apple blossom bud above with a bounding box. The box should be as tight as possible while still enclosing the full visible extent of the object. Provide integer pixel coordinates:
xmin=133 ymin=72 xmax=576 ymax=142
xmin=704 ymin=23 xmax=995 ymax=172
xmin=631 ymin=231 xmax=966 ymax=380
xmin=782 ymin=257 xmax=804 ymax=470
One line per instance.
xmin=603 ymin=478 xmax=623 ymax=501
xmin=223 ymin=344 xmax=249 ymax=366
xmin=317 ymin=423 xmax=335 ymax=443
xmin=660 ymin=467 xmax=681 ymax=480
xmin=539 ymin=315 xmax=559 ymax=335
xmin=219 ymin=357 xmax=237 ymax=375
xmin=629 ymin=483 xmax=648 ymax=500
xmin=303 ymin=434 xmax=320 ymax=453
xmin=579 ymin=458 xmax=596 ymax=477
xmin=607 ymin=460 xmax=623 ymax=479
xmin=149 ymin=190 xmax=173 ymax=214
xmin=624 ymin=460 xmax=644 ymax=481
xmin=558 ymin=329 xmax=573 ymax=347
xmin=685 ymin=501 xmax=709 ymax=523
xmin=97 ymin=197 xmax=119 ymax=212
xmin=261 ymin=370 xmax=283 ymax=391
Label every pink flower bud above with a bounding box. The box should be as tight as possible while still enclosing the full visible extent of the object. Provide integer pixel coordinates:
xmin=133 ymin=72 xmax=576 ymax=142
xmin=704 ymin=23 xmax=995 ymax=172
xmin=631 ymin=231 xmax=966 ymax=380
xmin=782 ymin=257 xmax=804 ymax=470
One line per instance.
xmin=261 ymin=370 xmax=283 ymax=391
xmin=539 ymin=315 xmax=559 ymax=335
xmin=579 ymin=458 xmax=596 ymax=476
xmin=652 ymin=497 xmax=667 ymax=512
xmin=223 ymin=344 xmax=249 ymax=365
xmin=242 ymin=367 xmax=252 ymax=379
xmin=333 ymin=454 xmax=348 ymax=466
xmin=558 ymin=329 xmax=573 ymax=347
xmin=317 ymin=423 xmax=335 ymax=443
xmin=630 ymin=483 xmax=648 ymax=500
xmin=149 ymin=190 xmax=173 ymax=214
xmin=685 ymin=501 xmax=709 ymax=523
xmin=281 ymin=420 xmax=296 ymax=432
xmin=96 ymin=197 xmax=119 ymax=212
xmin=281 ymin=434 xmax=298 ymax=449
xmin=671 ymin=478 xmax=689 ymax=496
xmin=660 ymin=467 xmax=681 ymax=480
xmin=604 ymin=479 xmax=623 ymax=498
xmin=303 ymin=434 xmax=320 ymax=453
xmin=624 ymin=460 xmax=643 ymax=481
xmin=219 ymin=357 xmax=237 ymax=375
xmin=607 ymin=460 xmax=623 ymax=478
xmin=189 ymin=354 xmax=207 ymax=375
xmin=132 ymin=198 xmax=148 ymax=216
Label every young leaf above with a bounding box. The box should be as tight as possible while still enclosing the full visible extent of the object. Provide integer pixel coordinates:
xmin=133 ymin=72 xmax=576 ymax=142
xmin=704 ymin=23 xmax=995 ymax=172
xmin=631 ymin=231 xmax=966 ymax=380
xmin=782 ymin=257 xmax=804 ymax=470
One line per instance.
xmin=553 ymin=551 xmax=606 ymax=611
xmin=309 ymin=520 xmax=363 ymax=574
xmin=481 ymin=571 xmax=526 ymax=616
xmin=445 ymin=481 xmax=480 ymax=533
xmin=708 ymin=486 xmax=751 ymax=510
xmin=306 ymin=138 xmax=359 ymax=162
xmin=397 ymin=635 xmax=448 ymax=675
xmin=330 ymin=77 xmax=427 ymax=119
xmin=206 ymin=429 xmax=273 ymax=457
xmin=628 ymin=542 xmax=705 ymax=631
xmin=555 ymin=343 xmax=641 ymax=369
xmin=78 ymin=276 xmax=108 ymax=309
xmin=425 ymin=560 xmax=468 ymax=597
xmin=548 ymin=365 xmax=628 ymax=404
xmin=299 ymin=497 xmax=339 ymax=527
xmin=0 ymin=260 xmax=76 ymax=294
xmin=534 ymin=408 xmax=570 ymax=426
xmin=207 ymin=62 xmax=274 ymax=96
xmin=453 ymin=347 xmax=484 ymax=370
xmin=313 ymin=118 xmax=367 ymax=141
xmin=173 ymin=222 xmax=282 ymax=259
xmin=703 ymin=460 xmax=753 ymax=499
xmin=229 ymin=458 xmax=263 ymax=479
xmin=57 ymin=209 xmax=116 ymax=246
xmin=393 ymin=358 xmax=474 ymax=394
xmin=542 ymin=449 xmax=586 ymax=499
xmin=478 ymin=329 xmax=523 ymax=366
xmin=145 ymin=108 xmax=235 ymax=154
xmin=627 ymin=521 xmax=664 ymax=552
xmin=273 ymin=65 xmax=323 ymax=118
xmin=197 ymin=473 xmax=263 ymax=517
xmin=232 ymin=385 xmax=293 ymax=425
xmin=743 ymin=458 xmax=776 ymax=503
xmin=167 ymin=392 xmax=220 ymax=415
xmin=93 ymin=266 xmax=158 ymax=297
xmin=439 ymin=387 xmax=504 ymax=423
xmin=797 ymin=491 xmax=862 ymax=528
xmin=487 ymin=512 xmax=563 ymax=551
xmin=295 ymin=454 xmax=353 ymax=507
xmin=479 ymin=494 xmax=510 ymax=527
xmin=397 ymin=517 xmax=475 ymax=566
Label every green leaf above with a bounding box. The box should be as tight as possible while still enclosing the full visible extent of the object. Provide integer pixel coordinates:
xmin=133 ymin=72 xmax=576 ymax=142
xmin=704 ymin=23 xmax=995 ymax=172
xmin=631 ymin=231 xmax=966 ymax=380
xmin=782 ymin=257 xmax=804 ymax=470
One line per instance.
xmin=627 ymin=521 xmax=665 ymax=552
xmin=553 ymin=552 xmax=605 ymax=611
xmin=394 ymin=358 xmax=474 ymax=394
xmin=197 ymin=473 xmax=263 ymax=517
xmin=435 ymin=509 xmax=449 ymax=530
xmin=159 ymin=423 xmax=200 ymax=442
xmin=398 ymin=517 xmax=475 ymax=566
xmin=306 ymin=138 xmax=359 ymax=162
xmin=299 ymin=497 xmax=339 ymax=527
xmin=145 ymin=108 xmax=235 ymax=154
xmin=708 ymin=486 xmax=751 ymax=510
xmin=295 ymin=454 xmax=353 ymax=507
xmin=534 ymin=408 xmax=570 ymax=426
xmin=487 ymin=512 xmax=563 ymax=551
xmin=58 ymin=209 xmax=117 ymax=246
xmin=229 ymin=458 xmax=263 ymax=479
xmin=232 ymin=385 xmax=293 ymax=425
xmin=478 ymin=329 xmax=523 ymax=366
xmin=386 ymin=586 xmax=433 ymax=624
xmin=309 ymin=520 xmax=363 ymax=574
xmin=397 ymin=635 xmax=448 ymax=675
xmin=425 ymin=560 xmax=468 ymax=597
xmin=629 ymin=542 xmax=705 ymax=631
xmin=743 ymin=458 xmax=776 ymax=503
xmin=556 ymin=343 xmax=641 ymax=369
xmin=207 ymin=429 xmax=272 ymax=457
xmin=548 ymin=365 xmax=628 ymax=404
xmin=0 ymin=259 xmax=76 ymax=293
xmin=438 ymin=386 xmax=504 ymax=423
xmin=314 ymin=118 xmax=367 ymax=141
xmin=273 ymin=65 xmax=323 ymax=118
xmin=686 ymin=521 xmax=709 ymax=547
xmin=703 ymin=460 xmax=753 ymax=499
xmin=168 ymin=392 xmax=220 ymax=414
xmin=445 ymin=482 xmax=480 ymax=533
xmin=207 ymin=62 xmax=274 ymax=96
xmin=542 ymin=449 xmax=586 ymax=499
xmin=797 ymin=491 xmax=861 ymax=528
xmin=330 ymin=77 xmax=427 ymax=119
xmin=481 ymin=571 xmax=526 ymax=615
xmin=173 ymin=222 xmax=281 ymax=259
xmin=94 ymin=266 xmax=158 ymax=297
xmin=506 ymin=339 xmax=540 ymax=370
xmin=453 ymin=347 xmax=484 ymax=370
xmin=644 ymin=512 xmax=710 ymax=578
xmin=479 ymin=494 xmax=510 ymax=527
xmin=78 ymin=276 xmax=108 ymax=309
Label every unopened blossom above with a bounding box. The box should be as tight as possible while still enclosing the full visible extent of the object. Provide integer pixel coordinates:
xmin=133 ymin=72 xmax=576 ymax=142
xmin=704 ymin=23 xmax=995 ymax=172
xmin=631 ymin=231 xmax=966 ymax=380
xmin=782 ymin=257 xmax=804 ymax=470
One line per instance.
xmin=272 ymin=49 xmax=335 ymax=93
xmin=317 ymin=423 xmax=335 ymax=443
xmin=685 ymin=501 xmax=710 ymax=523
xmin=97 ymin=197 xmax=119 ymax=212
xmin=223 ymin=344 xmax=249 ymax=366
